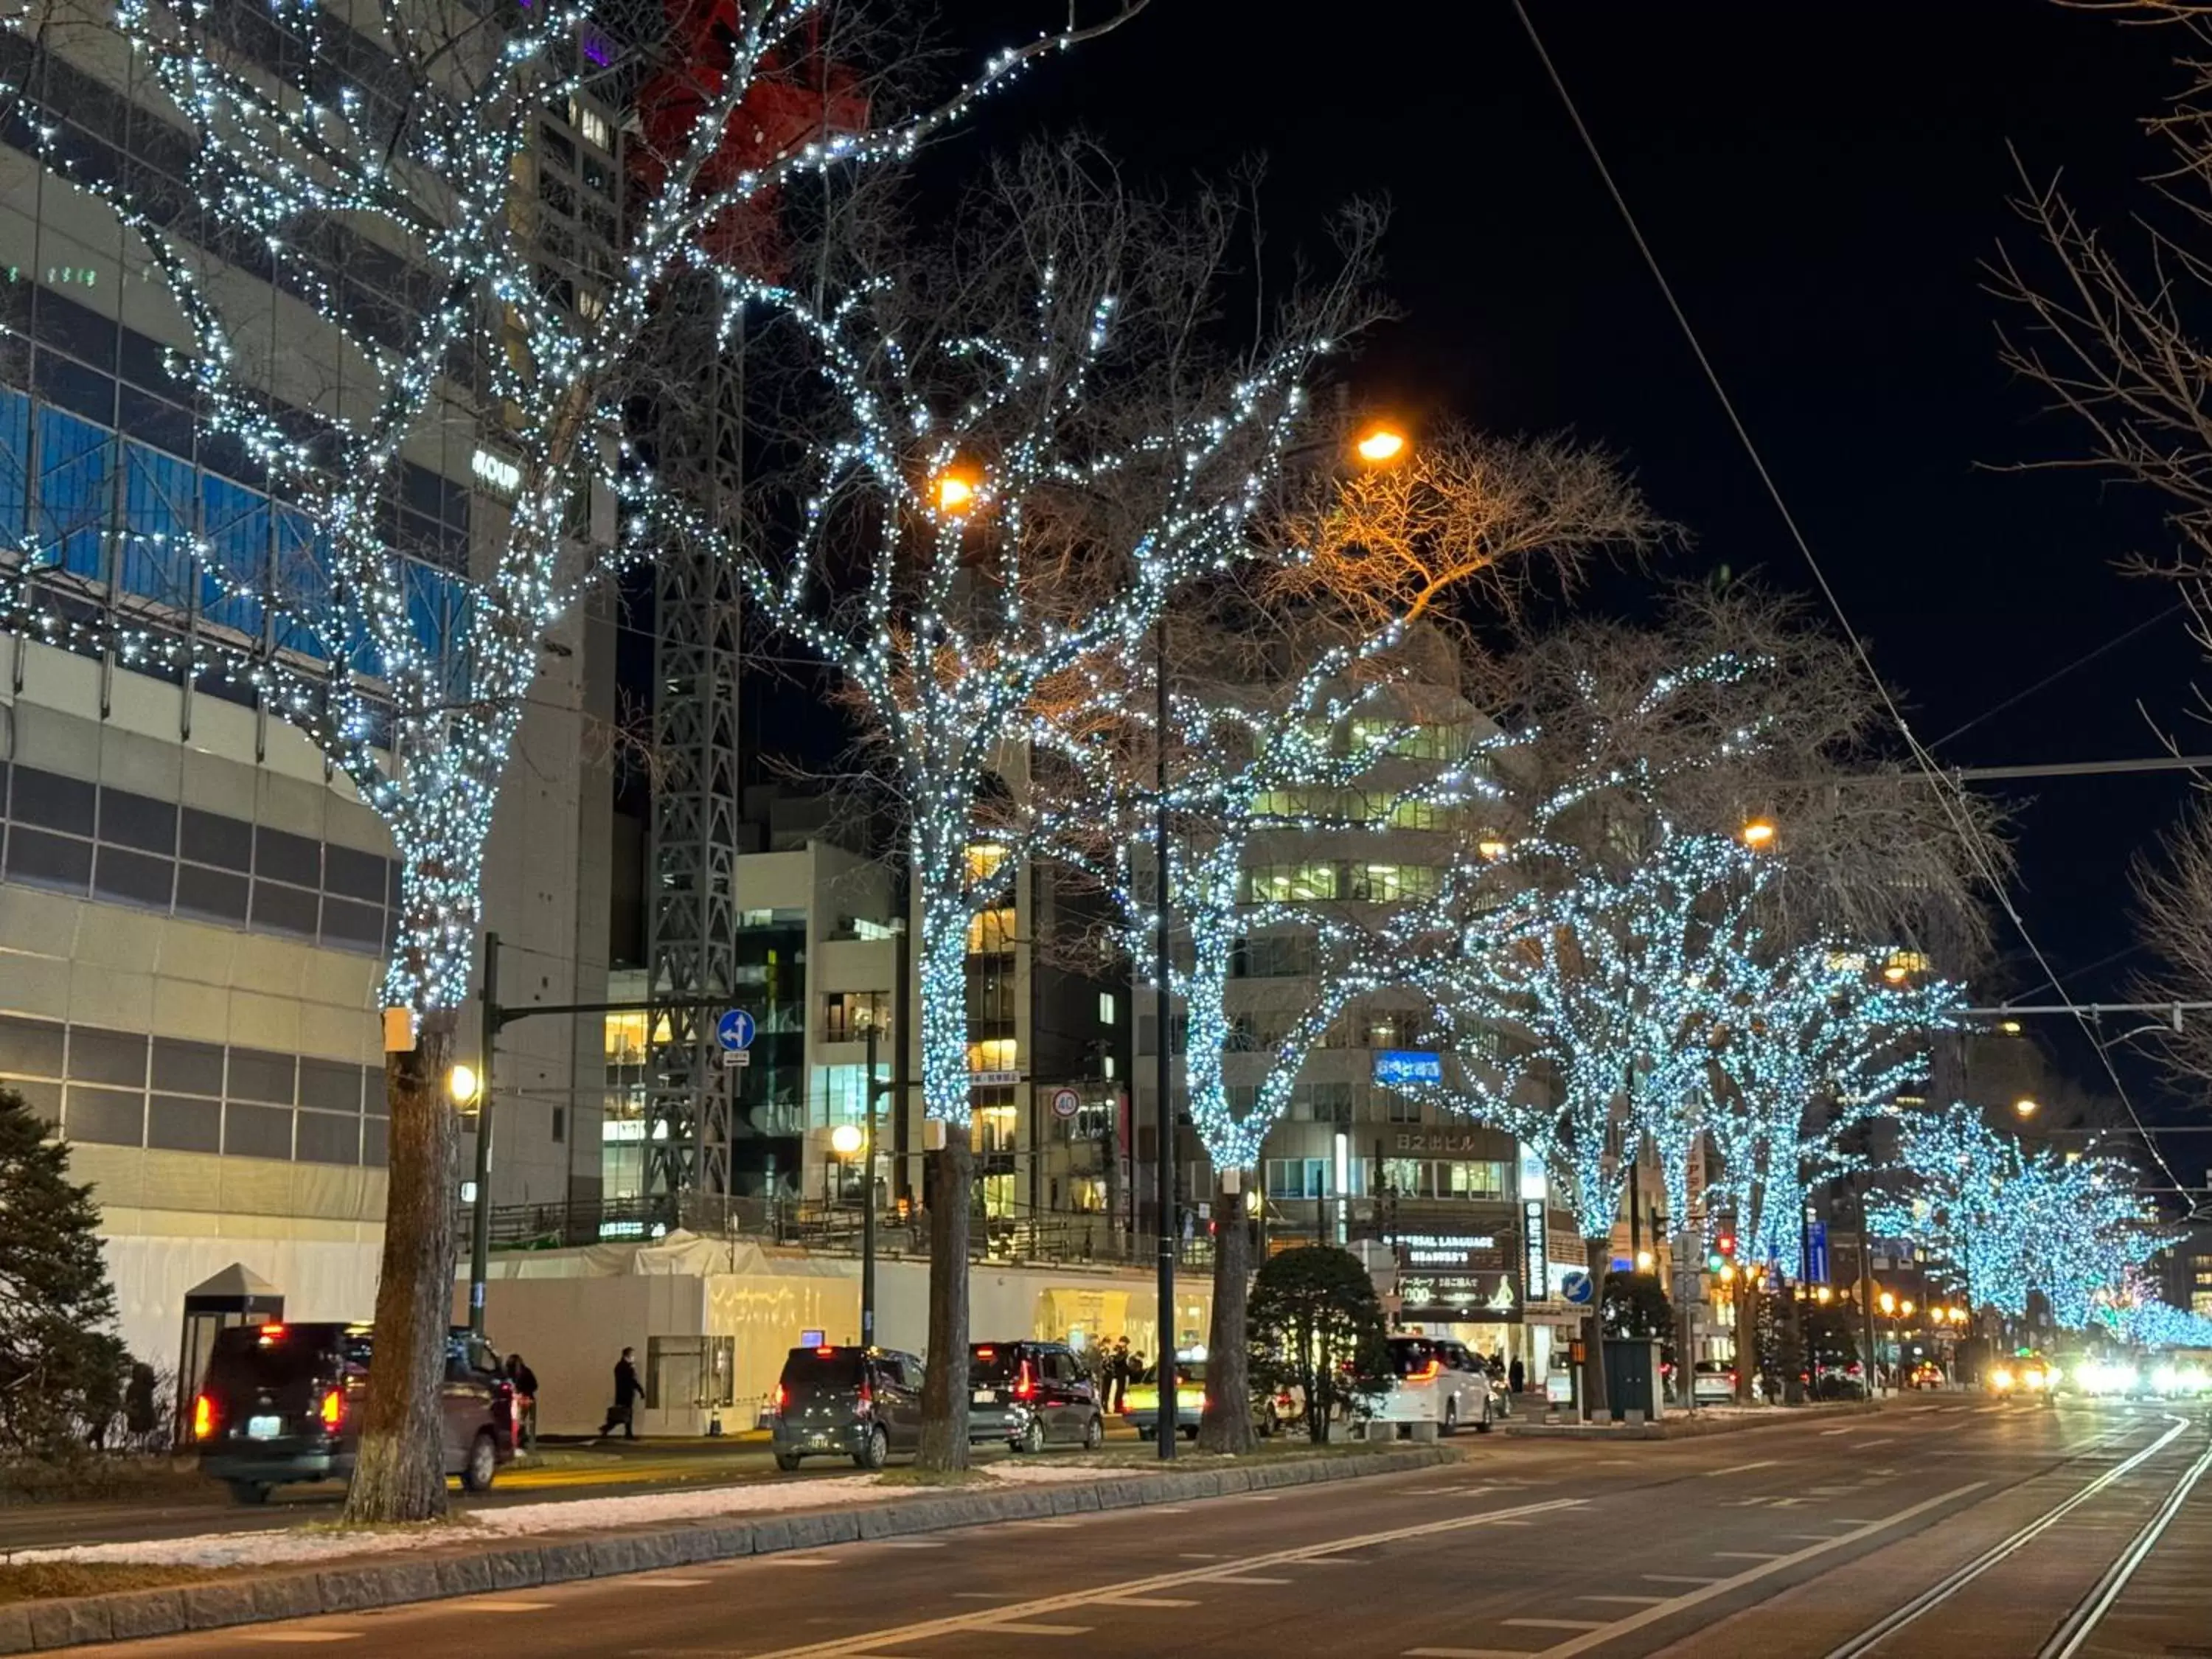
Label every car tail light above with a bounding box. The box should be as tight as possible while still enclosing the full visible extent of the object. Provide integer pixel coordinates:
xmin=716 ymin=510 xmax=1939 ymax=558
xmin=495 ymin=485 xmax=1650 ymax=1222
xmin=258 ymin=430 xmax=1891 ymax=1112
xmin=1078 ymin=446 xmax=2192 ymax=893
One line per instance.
xmin=1015 ymin=1362 xmax=1037 ymax=1401
xmin=772 ymin=1384 xmax=786 ymax=1414
xmin=319 ymin=1388 xmax=345 ymax=1430
xmin=855 ymin=1379 xmax=873 ymax=1416
xmin=1408 ymin=1360 xmax=1442 ymax=1384
xmin=192 ymin=1394 xmax=215 ymax=1440
xmin=975 ymin=1346 xmax=996 ymax=1360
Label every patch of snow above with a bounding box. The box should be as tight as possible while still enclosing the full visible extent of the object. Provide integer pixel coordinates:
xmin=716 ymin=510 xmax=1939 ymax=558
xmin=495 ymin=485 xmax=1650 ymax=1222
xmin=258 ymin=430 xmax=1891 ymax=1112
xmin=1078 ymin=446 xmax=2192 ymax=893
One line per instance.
xmin=6 ymin=1460 xmax=1117 ymax=1573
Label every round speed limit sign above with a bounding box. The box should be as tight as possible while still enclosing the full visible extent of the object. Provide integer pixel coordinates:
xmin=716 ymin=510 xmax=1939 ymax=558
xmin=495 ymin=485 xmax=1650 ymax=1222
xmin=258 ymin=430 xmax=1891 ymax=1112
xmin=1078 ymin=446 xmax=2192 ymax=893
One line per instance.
xmin=1049 ymin=1087 xmax=1082 ymax=1120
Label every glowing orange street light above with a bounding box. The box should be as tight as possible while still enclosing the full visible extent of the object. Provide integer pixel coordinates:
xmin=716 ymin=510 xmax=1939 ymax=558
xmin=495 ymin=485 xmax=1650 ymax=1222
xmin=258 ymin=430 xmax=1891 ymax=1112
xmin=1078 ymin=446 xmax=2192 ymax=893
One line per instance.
xmin=1740 ymin=818 xmax=1777 ymax=851
xmin=933 ymin=470 xmax=978 ymax=515
xmin=1354 ymin=425 xmax=1408 ymax=465
xmin=1477 ymin=838 xmax=1510 ymax=861
xmin=2014 ymin=1096 xmax=2039 ymax=1119
xmin=1882 ymin=962 xmax=1910 ymax=985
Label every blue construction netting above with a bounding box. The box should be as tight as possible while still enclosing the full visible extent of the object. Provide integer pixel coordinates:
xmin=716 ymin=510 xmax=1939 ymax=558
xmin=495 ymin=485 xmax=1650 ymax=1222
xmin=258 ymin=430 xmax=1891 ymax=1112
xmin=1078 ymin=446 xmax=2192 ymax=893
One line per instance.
xmin=0 ymin=383 xmax=467 ymax=675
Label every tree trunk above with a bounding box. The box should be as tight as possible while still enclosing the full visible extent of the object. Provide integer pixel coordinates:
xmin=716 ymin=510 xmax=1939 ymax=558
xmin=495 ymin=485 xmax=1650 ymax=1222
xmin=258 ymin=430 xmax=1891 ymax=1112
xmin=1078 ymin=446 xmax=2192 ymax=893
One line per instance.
xmin=342 ymin=1019 xmax=459 ymax=1524
xmin=1582 ymin=1234 xmax=1613 ymax=1423
xmin=1780 ymin=1283 xmax=1806 ymax=1405
xmin=917 ymin=1129 xmax=973 ymax=1471
xmin=1197 ymin=1179 xmax=1255 ymax=1455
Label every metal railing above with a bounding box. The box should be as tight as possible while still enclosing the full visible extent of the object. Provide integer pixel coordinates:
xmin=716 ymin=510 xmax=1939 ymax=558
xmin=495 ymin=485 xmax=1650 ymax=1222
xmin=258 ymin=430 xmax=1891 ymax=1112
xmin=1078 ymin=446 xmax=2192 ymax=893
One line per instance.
xmin=469 ymin=1194 xmax=1217 ymax=1270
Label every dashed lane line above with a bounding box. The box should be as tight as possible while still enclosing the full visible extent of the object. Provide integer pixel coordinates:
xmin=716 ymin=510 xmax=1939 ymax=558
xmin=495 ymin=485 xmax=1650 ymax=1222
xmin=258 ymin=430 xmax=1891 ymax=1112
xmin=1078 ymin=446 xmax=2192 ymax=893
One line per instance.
xmin=1707 ymin=1460 xmax=1782 ymax=1478
xmin=1527 ymin=1483 xmax=1985 ymax=1658
xmin=737 ymin=1495 xmax=1585 ymax=1659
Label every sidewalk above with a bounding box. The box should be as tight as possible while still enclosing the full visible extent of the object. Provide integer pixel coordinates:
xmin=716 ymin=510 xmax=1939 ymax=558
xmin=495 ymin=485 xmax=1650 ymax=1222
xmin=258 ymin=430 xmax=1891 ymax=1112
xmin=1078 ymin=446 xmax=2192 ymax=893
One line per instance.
xmin=0 ymin=1444 xmax=1458 ymax=1655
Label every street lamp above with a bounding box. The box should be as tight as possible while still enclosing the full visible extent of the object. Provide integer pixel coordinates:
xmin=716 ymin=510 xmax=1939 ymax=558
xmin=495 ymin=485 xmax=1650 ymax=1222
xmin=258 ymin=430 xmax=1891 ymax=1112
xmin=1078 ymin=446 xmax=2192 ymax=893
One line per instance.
xmin=1354 ymin=423 xmax=1408 ymax=465
xmin=1635 ymin=1249 xmax=1655 ymax=1272
xmin=830 ymin=1121 xmax=864 ymax=1158
xmin=448 ymin=1064 xmax=481 ymax=1107
xmin=933 ymin=467 xmax=978 ymax=515
xmin=1740 ymin=818 xmax=1777 ymax=851
xmin=2014 ymin=1096 xmax=2039 ymax=1119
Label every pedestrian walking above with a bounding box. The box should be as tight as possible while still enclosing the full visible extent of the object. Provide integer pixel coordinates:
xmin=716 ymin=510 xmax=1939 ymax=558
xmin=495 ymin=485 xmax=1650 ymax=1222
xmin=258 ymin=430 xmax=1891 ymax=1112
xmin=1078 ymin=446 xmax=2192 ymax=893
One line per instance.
xmin=506 ymin=1352 xmax=540 ymax=1451
xmin=599 ymin=1346 xmax=641 ymax=1439
xmin=1109 ymin=1337 xmax=1130 ymax=1413
xmin=1509 ymin=1356 xmax=1526 ymax=1395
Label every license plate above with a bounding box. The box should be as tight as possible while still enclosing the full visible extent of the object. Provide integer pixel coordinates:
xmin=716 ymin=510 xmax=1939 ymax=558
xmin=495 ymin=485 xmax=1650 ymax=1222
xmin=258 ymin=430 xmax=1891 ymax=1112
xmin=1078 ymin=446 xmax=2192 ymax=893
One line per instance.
xmin=972 ymin=1389 xmax=995 ymax=1406
xmin=808 ymin=1436 xmax=834 ymax=1450
xmin=247 ymin=1415 xmax=284 ymax=1440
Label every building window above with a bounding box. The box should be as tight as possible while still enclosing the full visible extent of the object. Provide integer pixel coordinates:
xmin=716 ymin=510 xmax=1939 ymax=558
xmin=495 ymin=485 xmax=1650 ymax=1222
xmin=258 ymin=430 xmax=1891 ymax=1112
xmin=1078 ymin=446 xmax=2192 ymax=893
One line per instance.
xmin=967 ymin=906 xmax=1016 ymax=955
xmin=823 ymin=992 xmax=890 ymax=1043
xmin=967 ymin=1037 xmax=1018 ymax=1075
xmin=1098 ymin=992 xmax=1116 ymax=1026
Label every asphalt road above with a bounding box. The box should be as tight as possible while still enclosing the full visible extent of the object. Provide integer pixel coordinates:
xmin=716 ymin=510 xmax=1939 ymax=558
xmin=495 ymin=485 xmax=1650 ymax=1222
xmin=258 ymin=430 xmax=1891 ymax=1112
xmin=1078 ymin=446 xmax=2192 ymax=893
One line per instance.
xmin=70 ymin=1397 xmax=2212 ymax=1658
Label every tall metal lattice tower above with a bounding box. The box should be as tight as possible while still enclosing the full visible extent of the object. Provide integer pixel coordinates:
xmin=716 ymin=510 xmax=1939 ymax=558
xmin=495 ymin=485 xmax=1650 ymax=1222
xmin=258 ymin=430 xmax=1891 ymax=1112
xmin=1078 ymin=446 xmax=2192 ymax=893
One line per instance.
xmin=642 ymin=315 xmax=742 ymax=1214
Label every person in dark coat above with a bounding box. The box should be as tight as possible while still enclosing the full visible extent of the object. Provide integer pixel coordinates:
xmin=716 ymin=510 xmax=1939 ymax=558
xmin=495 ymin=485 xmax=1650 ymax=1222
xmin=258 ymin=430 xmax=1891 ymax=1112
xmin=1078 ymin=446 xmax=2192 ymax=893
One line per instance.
xmin=1509 ymin=1356 xmax=1526 ymax=1395
xmin=599 ymin=1346 xmax=641 ymax=1439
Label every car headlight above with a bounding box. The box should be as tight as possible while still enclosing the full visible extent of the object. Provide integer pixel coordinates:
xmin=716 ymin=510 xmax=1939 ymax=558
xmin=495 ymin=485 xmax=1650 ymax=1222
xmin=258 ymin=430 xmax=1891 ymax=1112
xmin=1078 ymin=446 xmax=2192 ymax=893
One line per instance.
xmin=1990 ymin=1366 xmax=2015 ymax=1391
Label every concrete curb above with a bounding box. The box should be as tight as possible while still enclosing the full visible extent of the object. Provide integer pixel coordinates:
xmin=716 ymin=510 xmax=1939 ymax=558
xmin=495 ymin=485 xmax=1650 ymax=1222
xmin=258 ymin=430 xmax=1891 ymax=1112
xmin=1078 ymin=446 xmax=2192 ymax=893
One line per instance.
xmin=0 ymin=1445 xmax=1458 ymax=1654
xmin=1503 ymin=1397 xmax=1940 ymax=1440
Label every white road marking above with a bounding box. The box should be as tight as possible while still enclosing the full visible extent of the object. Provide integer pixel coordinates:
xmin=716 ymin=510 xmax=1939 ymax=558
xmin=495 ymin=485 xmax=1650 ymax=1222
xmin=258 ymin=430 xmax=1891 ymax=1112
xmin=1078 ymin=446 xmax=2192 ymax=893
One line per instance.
xmin=1302 ymin=1556 xmax=1366 ymax=1565
xmin=1642 ymin=1574 xmax=1721 ymax=1585
xmin=984 ymin=1624 xmax=1091 ymax=1636
xmin=1707 ymin=1460 xmax=1781 ymax=1477
xmin=1207 ymin=1574 xmax=1294 ymax=1585
xmin=1177 ymin=1551 xmax=1224 ymax=1559
xmin=238 ymin=1638 xmax=361 ymax=1646
xmin=1715 ymin=1551 xmax=1785 ymax=1560
xmin=1820 ymin=1427 xmax=1856 ymax=1436
xmin=1091 ymin=1596 xmax=1200 ymax=1608
xmin=452 ymin=1600 xmax=557 ymax=1611
xmin=1528 ymin=1483 xmax=1987 ymax=1658
xmin=735 ymin=1495 xmax=1585 ymax=1659
xmin=1857 ymin=1439 xmax=1896 ymax=1450
xmin=1579 ymin=1594 xmax=1668 ymax=1605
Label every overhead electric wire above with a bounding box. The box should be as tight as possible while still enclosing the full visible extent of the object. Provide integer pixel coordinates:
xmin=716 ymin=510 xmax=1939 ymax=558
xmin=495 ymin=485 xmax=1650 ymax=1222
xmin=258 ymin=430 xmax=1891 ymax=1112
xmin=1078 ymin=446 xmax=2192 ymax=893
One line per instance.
xmin=1931 ymin=599 xmax=2188 ymax=748
xmin=1508 ymin=1 xmax=2197 ymax=1213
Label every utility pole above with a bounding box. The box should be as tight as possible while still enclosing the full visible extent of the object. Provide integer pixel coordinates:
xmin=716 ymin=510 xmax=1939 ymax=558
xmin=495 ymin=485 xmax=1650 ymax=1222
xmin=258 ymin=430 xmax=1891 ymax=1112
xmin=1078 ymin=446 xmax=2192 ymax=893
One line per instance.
xmin=467 ymin=931 xmax=500 ymax=1335
xmin=863 ymin=1017 xmax=882 ymax=1348
xmin=1154 ymin=609 xmax=1176 ymax=1463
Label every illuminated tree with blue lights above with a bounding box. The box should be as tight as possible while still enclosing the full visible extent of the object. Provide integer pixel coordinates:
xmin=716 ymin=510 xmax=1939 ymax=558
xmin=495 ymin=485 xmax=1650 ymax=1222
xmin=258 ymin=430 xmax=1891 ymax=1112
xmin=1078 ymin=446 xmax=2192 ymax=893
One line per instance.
xmin=5 ymin=0 xmax=1144 ymax=1517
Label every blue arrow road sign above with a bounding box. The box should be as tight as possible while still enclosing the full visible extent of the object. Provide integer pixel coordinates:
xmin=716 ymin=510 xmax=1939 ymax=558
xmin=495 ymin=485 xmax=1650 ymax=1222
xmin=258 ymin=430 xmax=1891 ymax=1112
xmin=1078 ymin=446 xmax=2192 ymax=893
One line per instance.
xmin=716 ymin=1009 xmax=756 ymax=1051
xmin=1560 ymin=1269 xmax=1594 ymax=1307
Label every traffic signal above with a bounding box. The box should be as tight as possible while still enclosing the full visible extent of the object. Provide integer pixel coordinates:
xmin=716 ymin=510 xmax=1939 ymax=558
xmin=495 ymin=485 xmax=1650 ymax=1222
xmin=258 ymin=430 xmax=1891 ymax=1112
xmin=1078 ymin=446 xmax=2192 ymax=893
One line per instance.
xmin=1707 ymin=1232 xmax=1738 ymax=1273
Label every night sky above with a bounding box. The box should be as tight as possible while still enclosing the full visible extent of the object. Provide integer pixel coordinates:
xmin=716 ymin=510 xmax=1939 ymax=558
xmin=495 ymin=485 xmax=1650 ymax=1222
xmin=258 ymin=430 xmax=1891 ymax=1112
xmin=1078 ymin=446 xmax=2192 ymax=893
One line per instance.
xmin=928 ymin=4 xmax=2212 ymax=1185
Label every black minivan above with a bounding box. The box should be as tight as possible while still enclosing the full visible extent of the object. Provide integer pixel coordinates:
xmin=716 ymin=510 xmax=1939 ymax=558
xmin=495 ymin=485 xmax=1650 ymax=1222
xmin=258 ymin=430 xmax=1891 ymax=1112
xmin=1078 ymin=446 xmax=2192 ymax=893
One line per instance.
xmin=969 ymin=1340 xmax=1104 ymax=1452
xmin=770 ymin=1346 xmax=925 ymax=1470
xmin=194 ymin=1322 xmax=515 ymax=1504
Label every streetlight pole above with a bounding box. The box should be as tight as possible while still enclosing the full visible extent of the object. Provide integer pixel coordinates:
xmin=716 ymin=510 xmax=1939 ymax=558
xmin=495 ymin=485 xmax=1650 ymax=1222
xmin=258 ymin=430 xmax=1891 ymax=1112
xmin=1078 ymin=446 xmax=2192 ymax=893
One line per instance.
xmin=467 ymin=931 xmax=500 ymax=1336
xmin=1154 ymin=607 xmax=1175 ymax=1464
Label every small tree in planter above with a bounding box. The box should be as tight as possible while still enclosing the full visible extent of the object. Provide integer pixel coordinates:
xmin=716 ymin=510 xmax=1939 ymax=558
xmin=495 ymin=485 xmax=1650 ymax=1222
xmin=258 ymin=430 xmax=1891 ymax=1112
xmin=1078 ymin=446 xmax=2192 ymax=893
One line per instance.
xmin=0 ymin=1090 xmax=127 ymax=1459
xmin=1246 ymin=1244 xmax=1391 ymax=1444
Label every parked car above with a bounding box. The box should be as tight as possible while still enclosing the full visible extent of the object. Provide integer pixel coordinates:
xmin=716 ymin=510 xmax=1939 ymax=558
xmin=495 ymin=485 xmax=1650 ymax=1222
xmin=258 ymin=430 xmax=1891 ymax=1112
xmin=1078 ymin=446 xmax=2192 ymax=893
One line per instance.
xmin=969 ymin=1341 xmax=1104 ymax=1453
xmin=1365 ymin=1337 xmax=1498 ymax=1433
xmin=770 ymin=1345 xmax=926 ymax=1470
xmin=1906 ymin=1361 xmax=1946 ymax=1391
xmin=194 ymin=1322 xmax=514 ymax=1506
xmin=1691 ymin=1361 xmax=1741 ymax=1405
